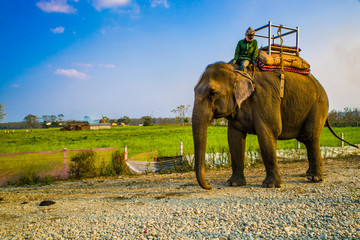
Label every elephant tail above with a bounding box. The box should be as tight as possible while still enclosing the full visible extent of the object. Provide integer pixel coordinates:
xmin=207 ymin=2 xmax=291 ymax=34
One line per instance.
xmin=326 ymin=118 xmax=359 ymax=148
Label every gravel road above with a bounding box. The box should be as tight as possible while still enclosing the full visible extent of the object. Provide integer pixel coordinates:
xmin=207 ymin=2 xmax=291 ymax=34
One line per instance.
xmin=0 ymin=157 xmax=359 ymax=240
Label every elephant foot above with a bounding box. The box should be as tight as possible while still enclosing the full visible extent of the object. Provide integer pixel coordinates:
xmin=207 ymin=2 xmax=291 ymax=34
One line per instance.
xmin=262 ymin=176 xmax=283 ymax=188
xmin=306 ymin=172 xmax=324 ymax=182
xmin=306 ymin=169 xmax=324 ymax=182
xmin=227 ymin=175 xmax=246 ymax=187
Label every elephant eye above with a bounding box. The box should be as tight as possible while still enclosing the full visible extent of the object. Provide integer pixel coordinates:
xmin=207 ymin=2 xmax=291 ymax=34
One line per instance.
xmin=208 ymin=89 xmax=219 ymax=100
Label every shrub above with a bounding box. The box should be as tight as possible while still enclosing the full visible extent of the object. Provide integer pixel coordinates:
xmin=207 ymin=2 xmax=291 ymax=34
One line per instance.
xmin=69 ymin=150 xmax=97 ymax=179
xmin=142 ymin=116 xmax=153 ymax=126
xmin=112 ymin=150 xmax=129 ymax=175
xmin=14 ymin=169 xmax=40 ymax=185
xmin=7 ymin=169 xmax=55 ymax=186
xmin=99 ymin=160 xmax=115 ymax=176
xmin=41 ymin=175 xmax=55 ymax=185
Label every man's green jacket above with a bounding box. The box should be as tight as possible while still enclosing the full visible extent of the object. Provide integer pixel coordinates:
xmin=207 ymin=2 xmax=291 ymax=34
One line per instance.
xmin=234 ymin=39 xmax=259 ymax=63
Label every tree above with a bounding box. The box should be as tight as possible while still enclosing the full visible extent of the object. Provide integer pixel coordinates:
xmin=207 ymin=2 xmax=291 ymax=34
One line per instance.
xmin=49 ymin=115 xmax=57 ymax=122
xmin=24 ymin=114 xmax=40 ymax=128
xmin=118 ymin=116 xmax=131 ymax=125
xmin=0 ymin=104 xmax=7 ymax=122
xmin=42 ymin=115 xmax=50 ymax=128
xmin=327 ymin=110 xmax=340 ymax=122
xmin=172 ymin=105 xmax=191 ymax=123
xmin=57 ymin=114 xmax=64 ymax=122
xmin=328 ymin=108 xmax=360 ymax=127
xmin=141 ymin=116 xmax=153 ymax=126
xmin=42 ymin=115 xmax=50 ymax=122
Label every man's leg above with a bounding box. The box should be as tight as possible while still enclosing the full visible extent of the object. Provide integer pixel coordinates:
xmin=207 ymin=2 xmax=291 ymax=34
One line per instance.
xmin=229 ymin=59 xmax=240 ymax=70
xmin=240 ymin=60 xmax=250 ymax=71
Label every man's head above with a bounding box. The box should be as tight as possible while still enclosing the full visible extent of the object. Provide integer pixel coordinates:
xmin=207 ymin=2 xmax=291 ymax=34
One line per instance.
xmin=245 ymin=27 xmax=255 ymax=42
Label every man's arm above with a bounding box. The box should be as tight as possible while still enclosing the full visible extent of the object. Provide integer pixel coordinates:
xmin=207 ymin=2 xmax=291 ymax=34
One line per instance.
xmin=234 ymin=41 xmax=241 ymax=64
xmin=251 ymin=40 xmax=258 ymax=64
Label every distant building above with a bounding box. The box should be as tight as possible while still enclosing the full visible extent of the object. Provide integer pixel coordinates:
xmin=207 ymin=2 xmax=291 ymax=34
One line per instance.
xmin=89 ymin=123 xmax=111 ymax=130
xmin=60 ymin=121 xmax=90 ymax=131
xmin=60 ymin=122 xmax=111 ymax=131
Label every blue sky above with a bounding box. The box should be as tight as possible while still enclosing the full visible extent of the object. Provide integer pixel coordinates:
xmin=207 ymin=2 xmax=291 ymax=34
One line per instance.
xmin=1 ymin=0 xmax=360 ymax=122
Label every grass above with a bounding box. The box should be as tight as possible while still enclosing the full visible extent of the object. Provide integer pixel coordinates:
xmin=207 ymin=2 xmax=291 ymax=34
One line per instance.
xmin=0 ymin=125 xmax=359 ymax=156
xmin=0 ymin=125 xmax=359 ymax=186
xmin=0 ymin=147 xmax=117 ymax=186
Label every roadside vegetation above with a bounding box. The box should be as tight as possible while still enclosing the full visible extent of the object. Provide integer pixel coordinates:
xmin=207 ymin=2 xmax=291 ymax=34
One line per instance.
xmin=1 ymin=125 xmax=359 ymax=186
xmin=0 ymin=125 xmax=359 ymax=156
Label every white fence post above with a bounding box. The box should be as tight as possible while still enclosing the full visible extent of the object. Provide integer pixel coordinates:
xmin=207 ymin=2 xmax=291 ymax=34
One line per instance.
xmin=341 ymin=133 xmax=344 ymax=147
xmin=63 ymin=148 xmax=68 ymax=178
xmin=180 ymin=142 xmax=183 ymax=157
xmin=297 ymin=141 xmax=301 ymax=149
xmin=124 ymin=145 xmax=128 ymax=160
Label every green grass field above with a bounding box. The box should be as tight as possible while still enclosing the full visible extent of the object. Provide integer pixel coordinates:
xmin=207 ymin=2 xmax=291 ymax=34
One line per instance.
xmin=1 ymin=125 xmax=359 ymax=157
xmin=0 ymin=125 xmax=359 ymax=185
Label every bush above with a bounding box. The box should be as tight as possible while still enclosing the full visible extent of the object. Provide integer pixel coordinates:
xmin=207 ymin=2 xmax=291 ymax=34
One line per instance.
xmin=69 ymin=150 xmax=97 ymax=179
xmin=14 ymin=169 xmax=40 ymax=185
xmin=99 ymin=161 xmax=115 ymax=176
xmin=142 ymin=116 xmax=153 ymax=126
xmin=41 ymin=175 xmax=55 ymax=185
xmin=112 ymin=150 xmax=129 ymax=175
xmin=181 ymin=159 xmax=193 ymax=172
xmin=7 ymin=169 xmax=55 ymax=186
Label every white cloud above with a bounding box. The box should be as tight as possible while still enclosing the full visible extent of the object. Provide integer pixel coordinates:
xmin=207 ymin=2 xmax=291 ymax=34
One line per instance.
xmin=76 ymin=63 xmax=94 ymax=68
xmin=99 ymin=63 xmax=116 ymax=68
xmin=92 ymin=0 xmax=132 ymax=10
xmin=55 ymin=69 xmax=88 ymax=79
xmin=151 ymin=0 xmax=169 ymax=8
xmin=50 ymin=26 xmax=65 ymax=34
xmin=36 ymin=0 xmax=77 ymax=14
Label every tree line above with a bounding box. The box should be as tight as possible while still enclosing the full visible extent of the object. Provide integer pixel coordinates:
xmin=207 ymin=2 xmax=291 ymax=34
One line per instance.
xmin=0 ymin=115 xmax=191 ymax=129
xmin=0 ymin=104 xmax=193 ymax=129
xmin=327 ymin=107 xmax=360 ymax=127
xmin=1 ymin=103 xmax=359 ymax=129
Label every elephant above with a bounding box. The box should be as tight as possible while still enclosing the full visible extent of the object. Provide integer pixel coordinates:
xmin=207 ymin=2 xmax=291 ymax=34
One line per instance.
xmin=192 ymin=62 xmax=358 ymax=190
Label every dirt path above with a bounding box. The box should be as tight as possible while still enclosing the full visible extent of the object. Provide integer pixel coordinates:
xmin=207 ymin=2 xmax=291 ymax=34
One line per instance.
xmin=0 ymin=157 xmax=359 ymax=239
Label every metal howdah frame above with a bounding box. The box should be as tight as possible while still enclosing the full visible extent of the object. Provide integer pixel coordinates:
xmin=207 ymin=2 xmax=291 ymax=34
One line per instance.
xmin=254 ymin=21 xmax=299 ymax=55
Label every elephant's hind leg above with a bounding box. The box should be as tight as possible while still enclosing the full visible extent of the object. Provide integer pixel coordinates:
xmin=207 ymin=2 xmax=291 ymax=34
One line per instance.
xmin=304 ymin=138 xmax=324 ymax=182
xmin=227 ymin=124 xmax=247 ymax=186
xmin=301 ymin=107 xmax=326 ymax=182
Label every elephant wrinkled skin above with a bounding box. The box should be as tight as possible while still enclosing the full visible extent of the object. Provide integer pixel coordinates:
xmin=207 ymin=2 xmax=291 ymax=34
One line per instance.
xmin=193 ymin=62 xmax=339 ymax=190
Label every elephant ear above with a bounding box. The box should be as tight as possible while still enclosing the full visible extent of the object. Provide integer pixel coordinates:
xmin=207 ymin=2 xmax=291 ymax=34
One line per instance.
xmin=233 ymin=71 xmax=255 ymax=108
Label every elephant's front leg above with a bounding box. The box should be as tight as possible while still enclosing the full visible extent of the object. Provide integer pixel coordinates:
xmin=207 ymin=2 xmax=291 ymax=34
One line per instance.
xmin=257 ymin=130 xmax=283 ymax=188
xmin=227 ymin=123 xmax=247 ymax=186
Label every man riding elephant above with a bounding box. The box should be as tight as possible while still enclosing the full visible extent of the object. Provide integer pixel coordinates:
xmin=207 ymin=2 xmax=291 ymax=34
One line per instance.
xmin=232 ymin=27 xmax=259 ymax=71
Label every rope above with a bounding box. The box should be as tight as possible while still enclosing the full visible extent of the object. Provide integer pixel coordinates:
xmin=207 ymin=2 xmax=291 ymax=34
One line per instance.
xmin=277 ymin=26 xmax=284 ymax=73
xmin=252 ymin=63 xmax=256 ymax=80
xmin=277 ymin=25 xmax=285 ymax=98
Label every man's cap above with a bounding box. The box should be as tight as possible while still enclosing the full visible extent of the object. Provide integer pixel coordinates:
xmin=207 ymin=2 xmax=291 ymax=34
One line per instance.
xmin=245 ymin=27 xmax=255 ymax=36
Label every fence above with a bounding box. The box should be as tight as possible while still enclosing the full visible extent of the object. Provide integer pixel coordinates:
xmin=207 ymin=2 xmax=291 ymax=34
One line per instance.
xmin=124 ymin=142 xmax=184 ymax=173
xmin=0 ymin=144 xmax=185 ymax=186
xmin=1 ymin=138 xmax=359 ymax=186
xmin=0 ymin=147 xmax=117 ymax=186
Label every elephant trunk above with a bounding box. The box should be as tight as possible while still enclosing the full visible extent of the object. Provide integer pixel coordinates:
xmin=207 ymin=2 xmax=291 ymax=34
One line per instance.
xmin=192 ymin=100 xmax=212 ymax=190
